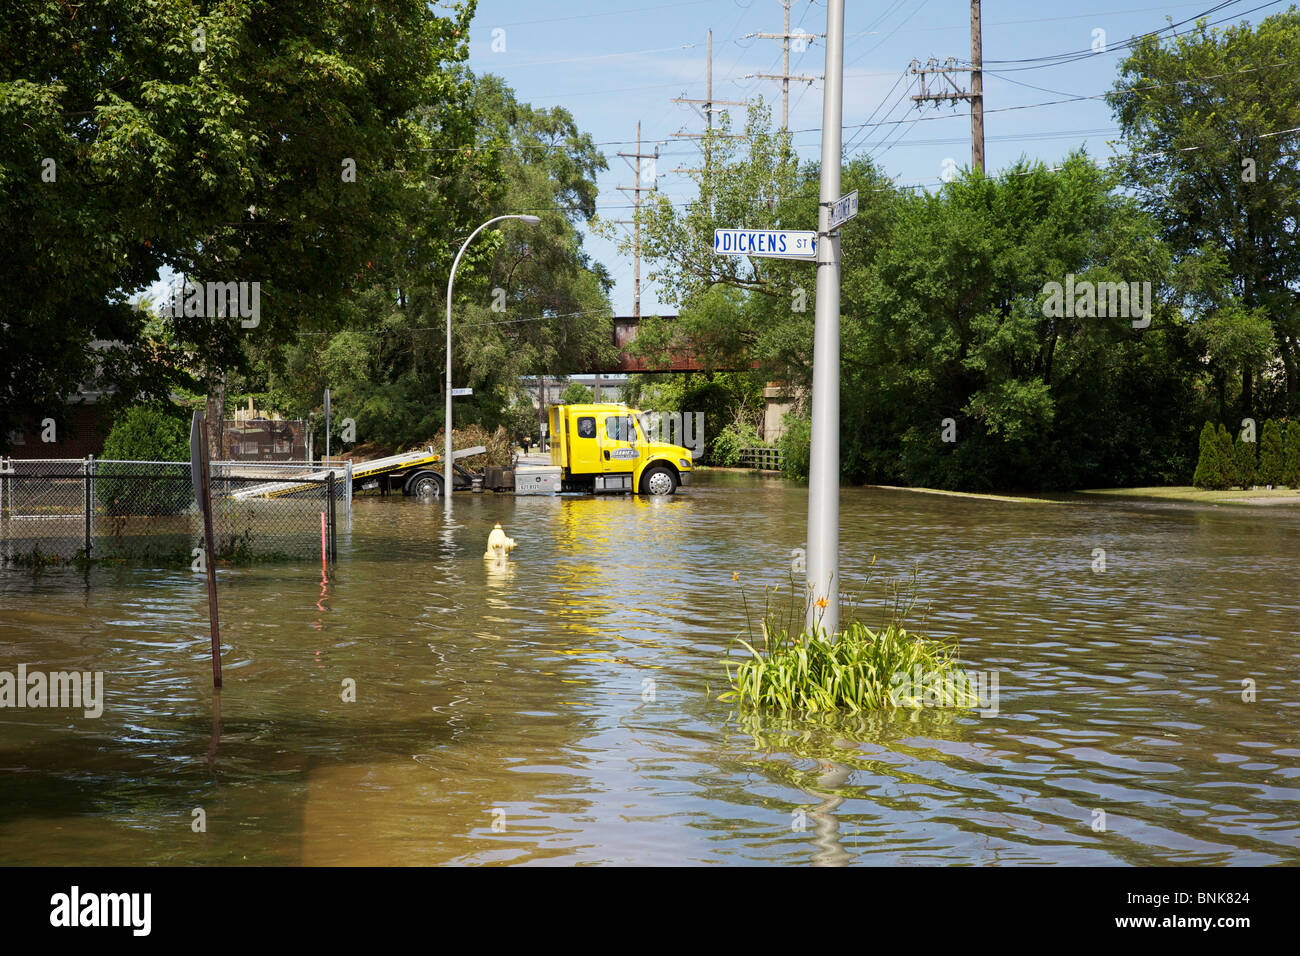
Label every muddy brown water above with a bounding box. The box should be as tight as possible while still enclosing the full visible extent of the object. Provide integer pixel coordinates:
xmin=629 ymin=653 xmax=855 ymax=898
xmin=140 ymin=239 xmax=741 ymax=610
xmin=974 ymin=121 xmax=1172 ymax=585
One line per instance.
xmin=1 ymin=472 xmax=1297 ymax=865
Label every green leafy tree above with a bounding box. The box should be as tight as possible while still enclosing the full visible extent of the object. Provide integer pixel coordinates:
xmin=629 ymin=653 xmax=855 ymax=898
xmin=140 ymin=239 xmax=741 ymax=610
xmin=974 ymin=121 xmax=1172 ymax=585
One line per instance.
xmin=1258 ymin=419 xmax=1286 ymax=485
xmin=560 ymin=382 xmax=594 ymax=404
xmin=1110 ymin=11 xmax=1300 ymax=419
xmin=2 ymin=0 xmax=484 ymax=452
xmin=848 ymin=154 xmax=1194 ymax=490
xmin=249 ymin=72 xmax=613 ymax=449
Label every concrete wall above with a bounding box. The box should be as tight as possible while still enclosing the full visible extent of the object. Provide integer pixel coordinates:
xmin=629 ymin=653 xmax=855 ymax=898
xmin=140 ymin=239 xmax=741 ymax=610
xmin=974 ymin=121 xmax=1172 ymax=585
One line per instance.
xmin=762 ymin=384 xmax=804 ymax=443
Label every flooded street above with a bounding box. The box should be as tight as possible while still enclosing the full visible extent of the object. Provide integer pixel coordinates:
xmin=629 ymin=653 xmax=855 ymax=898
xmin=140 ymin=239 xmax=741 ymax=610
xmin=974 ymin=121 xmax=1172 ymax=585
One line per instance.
xmin=1 ymin=471 xmax=1298 ymax=865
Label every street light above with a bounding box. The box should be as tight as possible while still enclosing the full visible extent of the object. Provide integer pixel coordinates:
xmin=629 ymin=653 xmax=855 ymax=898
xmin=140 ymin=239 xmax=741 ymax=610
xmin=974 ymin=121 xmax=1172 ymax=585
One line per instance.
xmin=445 ymin=214 xmax=541 ymax=508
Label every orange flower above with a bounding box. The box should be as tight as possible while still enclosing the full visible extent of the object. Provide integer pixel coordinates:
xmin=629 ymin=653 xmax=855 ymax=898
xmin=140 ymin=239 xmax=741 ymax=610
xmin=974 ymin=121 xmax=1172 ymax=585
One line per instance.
xmin=814 ymin=597 xmax=828 ymax=609
xmin=732 ymin=571 xmax=739 ymax=581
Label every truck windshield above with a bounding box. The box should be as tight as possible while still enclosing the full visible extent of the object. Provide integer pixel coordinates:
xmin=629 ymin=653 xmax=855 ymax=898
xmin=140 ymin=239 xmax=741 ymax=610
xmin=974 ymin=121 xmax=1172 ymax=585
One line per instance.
xmin=605 ymin=416 xmax=639 ymax=442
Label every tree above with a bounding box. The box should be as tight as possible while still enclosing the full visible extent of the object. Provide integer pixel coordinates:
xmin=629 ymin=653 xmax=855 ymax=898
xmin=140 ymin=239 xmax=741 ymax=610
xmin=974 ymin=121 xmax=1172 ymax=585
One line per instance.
xmin=1233 ymin=429 xmax=1257 ymax=489
xmin=848 ymin=154 xmax=1195 ymax=491
xmin=560 ymin=382 xmax=593 ymax=404
xmin=1192 ymin=420 xmax=1225 ymax=489
xmin=1258 ymin=419 xmax=1286 ymax=485
xmin=1 ymin=0 xmax=484 ymax=450
xmin=1217 ymin=424 xmax=1238 ymax=487
xmin=244 ymin=71 xmax=615 ymax=449
xmin=1283 ymin=421 xmax=1300 ymax=487
xmin=1110 ymin=11 xmax=1300 ymax=419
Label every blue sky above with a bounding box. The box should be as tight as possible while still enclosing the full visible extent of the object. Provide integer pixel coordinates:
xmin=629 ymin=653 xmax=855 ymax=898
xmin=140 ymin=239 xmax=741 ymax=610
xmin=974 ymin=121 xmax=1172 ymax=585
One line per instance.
xmin=461 ymin=0 xmax=1286 ymax=315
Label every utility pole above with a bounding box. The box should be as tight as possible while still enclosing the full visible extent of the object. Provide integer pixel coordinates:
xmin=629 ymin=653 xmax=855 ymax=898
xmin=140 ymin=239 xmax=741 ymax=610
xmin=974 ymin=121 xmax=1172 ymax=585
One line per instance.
xmin=970 ymin=0 xmax=984 ymax=173
xmin=745 ymin=0 xmax=823 ymax=130
xmin=671 ymin=29 xmax=747 ymax=177
xmin=616 ymin=122 xmax=658 ymax=320
xmin=805 ymin=0 xmax=843 ymax=636
xmin=909 ymin=0 xmax=984 ymax=173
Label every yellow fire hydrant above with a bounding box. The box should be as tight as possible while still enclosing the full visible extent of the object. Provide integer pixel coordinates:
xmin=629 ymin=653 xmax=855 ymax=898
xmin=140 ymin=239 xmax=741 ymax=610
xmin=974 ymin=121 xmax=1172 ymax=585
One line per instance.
xmin=484 ymin=522 xmax=517 ymax=561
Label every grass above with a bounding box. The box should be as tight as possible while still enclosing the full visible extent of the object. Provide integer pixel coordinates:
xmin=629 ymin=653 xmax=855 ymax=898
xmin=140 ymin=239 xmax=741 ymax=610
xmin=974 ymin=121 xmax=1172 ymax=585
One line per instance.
xmin=720 ymin=565 xmax=981 ymax=714
xmin=1077 ymin=485 xmax=1300 ymax=503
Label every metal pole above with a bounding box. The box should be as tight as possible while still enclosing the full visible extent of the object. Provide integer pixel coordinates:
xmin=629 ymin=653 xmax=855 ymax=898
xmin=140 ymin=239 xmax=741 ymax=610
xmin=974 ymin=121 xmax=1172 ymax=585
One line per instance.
xmin=198 ymin=422 xmax=222 ymax=688
xmin=805 ymin=0 xmax=844 ymax=637
xmin=328 ymin=471 xmax=337 ymax=562
xmin=445 ymin=214 xmax=540 ymax=511
xmin=83 ymin=455 xmax=92 ymax=557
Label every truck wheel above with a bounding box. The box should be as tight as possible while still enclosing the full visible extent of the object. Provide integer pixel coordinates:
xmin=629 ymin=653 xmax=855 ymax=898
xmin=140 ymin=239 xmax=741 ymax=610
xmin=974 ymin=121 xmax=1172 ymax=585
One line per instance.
xmin=405 ymin=471 xmax=444 ymax=498
xmin=640 ymin=465 xmax=678 ymax=496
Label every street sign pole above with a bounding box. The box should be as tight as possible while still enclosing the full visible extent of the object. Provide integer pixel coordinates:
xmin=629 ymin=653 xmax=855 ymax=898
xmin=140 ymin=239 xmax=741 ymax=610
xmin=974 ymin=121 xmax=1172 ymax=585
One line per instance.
xmin=806 ymin=0 xmax=845 ymax=637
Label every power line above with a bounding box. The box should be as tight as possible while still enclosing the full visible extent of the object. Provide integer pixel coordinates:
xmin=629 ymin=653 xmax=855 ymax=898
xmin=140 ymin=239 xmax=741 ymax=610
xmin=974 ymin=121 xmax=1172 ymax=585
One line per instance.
xmin=980 ymin=0 xmax=1280 ymax=71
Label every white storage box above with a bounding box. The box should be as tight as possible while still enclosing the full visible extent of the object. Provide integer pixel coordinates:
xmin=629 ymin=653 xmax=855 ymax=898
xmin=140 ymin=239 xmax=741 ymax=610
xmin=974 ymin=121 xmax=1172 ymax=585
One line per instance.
xmin=514 ymin=466 xmax=562 ymax=495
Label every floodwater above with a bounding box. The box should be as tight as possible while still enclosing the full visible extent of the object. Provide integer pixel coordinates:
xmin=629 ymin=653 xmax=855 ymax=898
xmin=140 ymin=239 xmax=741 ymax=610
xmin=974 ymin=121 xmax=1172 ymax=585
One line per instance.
xmin=1 ymin=472 xmax=1297 ymax=865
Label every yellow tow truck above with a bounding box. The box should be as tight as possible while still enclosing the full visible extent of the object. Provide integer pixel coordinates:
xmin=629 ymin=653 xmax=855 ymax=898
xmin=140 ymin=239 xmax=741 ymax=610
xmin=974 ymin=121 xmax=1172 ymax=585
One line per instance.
xmin=547 ymin=403 xmax=693 ymax=495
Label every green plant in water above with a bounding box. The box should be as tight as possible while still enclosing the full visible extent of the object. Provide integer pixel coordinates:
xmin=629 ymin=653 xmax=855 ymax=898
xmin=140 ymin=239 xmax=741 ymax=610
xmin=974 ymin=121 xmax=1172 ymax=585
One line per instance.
xmin=720 ymin=564 xmax=980 ymax=714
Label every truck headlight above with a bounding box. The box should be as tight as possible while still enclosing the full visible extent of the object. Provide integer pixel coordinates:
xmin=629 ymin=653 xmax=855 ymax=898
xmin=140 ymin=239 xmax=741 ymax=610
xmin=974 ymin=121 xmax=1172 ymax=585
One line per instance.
xmin=679 ymin=458 xmax=692 ymax=469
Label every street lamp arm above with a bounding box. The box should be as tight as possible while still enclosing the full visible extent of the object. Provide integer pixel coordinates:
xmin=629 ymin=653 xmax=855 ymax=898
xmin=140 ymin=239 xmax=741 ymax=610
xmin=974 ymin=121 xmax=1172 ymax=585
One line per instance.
xmin=444 ymin=213 xmax=541 ymax=510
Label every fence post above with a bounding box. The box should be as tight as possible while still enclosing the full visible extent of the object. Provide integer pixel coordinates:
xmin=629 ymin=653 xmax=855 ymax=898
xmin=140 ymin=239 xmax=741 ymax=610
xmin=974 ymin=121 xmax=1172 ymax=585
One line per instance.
xmin=345 ymin=460 xmax=353 ymax=521
xmin=84 ymin=455 xmax=93 ymax=557
xmin=328 ymin=471 xmax=337 ymax=563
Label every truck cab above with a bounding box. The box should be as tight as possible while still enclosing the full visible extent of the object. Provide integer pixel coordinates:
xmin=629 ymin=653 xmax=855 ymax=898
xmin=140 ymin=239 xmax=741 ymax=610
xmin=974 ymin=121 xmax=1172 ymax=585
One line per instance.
xmin=548 ymin=403 xmax=693 ymax=495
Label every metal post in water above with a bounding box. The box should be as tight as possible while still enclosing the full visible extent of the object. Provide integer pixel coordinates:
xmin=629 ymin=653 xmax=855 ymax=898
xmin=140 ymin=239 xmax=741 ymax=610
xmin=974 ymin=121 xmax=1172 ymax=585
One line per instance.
xmin=328 ymin=471 xmax=337 ymax=562
xmin=196 ymin=421 xmax=223 ymax=688
xmin=805 ymin=0 xmax=845 ymax=637
xmin=83 ymin=455 xmax=93 ymax=558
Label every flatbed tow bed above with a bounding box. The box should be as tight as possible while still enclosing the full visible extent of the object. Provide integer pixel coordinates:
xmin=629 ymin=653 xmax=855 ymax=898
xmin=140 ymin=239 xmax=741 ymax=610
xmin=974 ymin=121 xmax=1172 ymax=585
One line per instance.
xmin=231 ymin=445 xmax=486 ymax=500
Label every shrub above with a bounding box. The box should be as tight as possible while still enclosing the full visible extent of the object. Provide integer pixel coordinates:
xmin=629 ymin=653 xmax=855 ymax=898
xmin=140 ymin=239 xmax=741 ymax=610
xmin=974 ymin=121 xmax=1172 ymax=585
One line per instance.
xmin=1284 ymin=422 xmax=1300 ymax=488
xmin=710 ymin=415 xmax=766 ymax=467
xmin=720 ymin=565 xmax=981 ymax=714
xmin=97 ymin=406 xmax=193 ymax=516
xmin=101 ymin=405 xmax=191 ymax=462
xmin=778 ymin=412 xmax=811 ymax=480
xmin=1258 ymin=419 xmax=1286 ymax=486
xmin=723 ymin=619 xmax=978 ymax=714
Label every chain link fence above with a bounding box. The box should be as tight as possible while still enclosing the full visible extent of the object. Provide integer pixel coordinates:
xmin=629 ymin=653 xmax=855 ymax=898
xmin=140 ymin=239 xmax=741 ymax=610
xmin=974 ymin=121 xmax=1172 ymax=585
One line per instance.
xmin=0 ymin=458 xmax=352 ymax=567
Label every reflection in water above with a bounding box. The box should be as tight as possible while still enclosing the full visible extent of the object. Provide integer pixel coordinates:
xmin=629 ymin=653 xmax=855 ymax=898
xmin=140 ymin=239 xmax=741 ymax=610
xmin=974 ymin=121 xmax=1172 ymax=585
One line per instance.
xmin=206 ymin=689 xmax=221 ymax=772
xmin=1 ymin=473 xmax=1299 ymax=865
xmin=806 ymin=759 xmax=852 ymax=867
